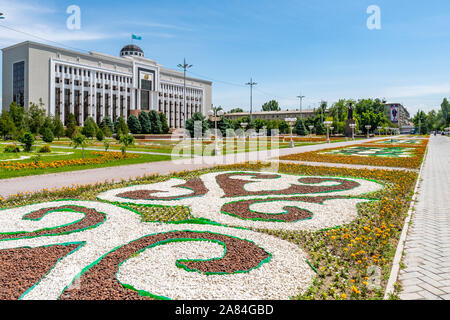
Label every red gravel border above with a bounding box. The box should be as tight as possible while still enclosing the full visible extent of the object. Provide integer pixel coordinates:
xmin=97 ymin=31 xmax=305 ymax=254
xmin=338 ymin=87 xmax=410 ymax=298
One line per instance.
xmin=216 ymin=173 xmax=360 ymax=197
xmin=221 ymin=196 xmax=345 ymax=222
xmin=0 ymin=205 xmax=106 ymax=241
xmin=116 ymin=178 xmax=208 ymax=201
xmin=0 ymin=244 xmax=81 ymax=300
xmin=60 ymin=231 xmax=270 ymax=300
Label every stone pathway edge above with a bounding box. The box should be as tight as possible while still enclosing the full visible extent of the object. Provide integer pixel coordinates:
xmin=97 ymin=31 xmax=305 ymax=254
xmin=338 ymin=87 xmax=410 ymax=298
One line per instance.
xmin=383 ymin=143 xmax=429 ymax=299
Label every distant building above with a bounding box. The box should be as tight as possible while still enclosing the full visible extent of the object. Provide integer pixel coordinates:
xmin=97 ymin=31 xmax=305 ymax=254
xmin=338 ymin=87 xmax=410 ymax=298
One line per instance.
xmin=2 ymin=41 xmax=212 ymax=129
xmin=224 ymin=109 xmax=317 ymax=121
xmin=384 ymin=102 xmax=410 ymax=129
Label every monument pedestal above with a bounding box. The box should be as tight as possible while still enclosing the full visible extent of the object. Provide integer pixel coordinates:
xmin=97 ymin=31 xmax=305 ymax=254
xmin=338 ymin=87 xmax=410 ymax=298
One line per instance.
xmin=345 ymin=119 xmax=356 ymax=137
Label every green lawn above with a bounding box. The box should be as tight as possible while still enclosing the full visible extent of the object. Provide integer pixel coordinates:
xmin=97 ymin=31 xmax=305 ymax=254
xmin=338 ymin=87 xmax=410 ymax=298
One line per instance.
xmin=38 ymin=137 xmax=351 ymax=156
xmin=0 ymin=136 xmax=355 ymax=179
xmin=0 ymin=143 xmax=171 ymax=180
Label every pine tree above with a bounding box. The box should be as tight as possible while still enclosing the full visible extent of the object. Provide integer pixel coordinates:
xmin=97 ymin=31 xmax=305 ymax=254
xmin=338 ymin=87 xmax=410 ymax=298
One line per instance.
xmin=82 ymin=117 xmax=97 ymax=139
xmin=42 ymin=127 xmax=54 ymax=143
xmin=65 ymin=113 xmax=78 ymax=138
xmin=114 ymin=116 xmax=129 ymax=135
xmin=53 ymin=118 xmax=65 ymax=140
xmin=149 ymin=110 xmax=162 ymax=134
xmin=186 ymin=112 xmax=209 ymax=138
xmin=159 ymin=113 xmax=170 ymax=134
xmin=100 ymin=116 xmax=114 ymax=134
xmin=127 ymin=115 xmax=142 ymax=134
xmin=294 ymin=118 xmax=308 ymax=136
xmin=139 ymin=112 xmax=152 ymax=134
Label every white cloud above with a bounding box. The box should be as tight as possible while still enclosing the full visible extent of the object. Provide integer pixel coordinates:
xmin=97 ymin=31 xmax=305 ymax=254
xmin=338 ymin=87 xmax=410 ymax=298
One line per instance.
xmin=383 ymin=84 xmax=450 ymax=98
xmin=0 ymin=0 xmax=114 ymax=47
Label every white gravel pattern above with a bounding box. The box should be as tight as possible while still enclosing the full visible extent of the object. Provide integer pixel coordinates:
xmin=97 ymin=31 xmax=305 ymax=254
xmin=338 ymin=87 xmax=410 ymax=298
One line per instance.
xmin=97 ymin=171 xmax=383 ymax=231
xmin=0 ymin=200 xmax=313 ymax=300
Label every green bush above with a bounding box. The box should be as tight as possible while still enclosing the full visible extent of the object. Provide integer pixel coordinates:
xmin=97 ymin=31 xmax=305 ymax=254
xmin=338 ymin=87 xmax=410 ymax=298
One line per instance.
xmin=139 ymin=112 xmax=151 ymax=134
xmin=42 ymin=127 xmax=55 ymax=143
xmin=82 ymin=117 xmax=98 ymax=139
xmin=127 ymin=115 xmax=142 ymax=134
xmin=38 ymin=145 xmax=52 ymax=153
xmin=4 ymin=144 xmax=20 ymax=153
xmin=20 ymin=132 xmax=35 ymax=152
xmin=96 ymin=128 xmax=105 ymax=141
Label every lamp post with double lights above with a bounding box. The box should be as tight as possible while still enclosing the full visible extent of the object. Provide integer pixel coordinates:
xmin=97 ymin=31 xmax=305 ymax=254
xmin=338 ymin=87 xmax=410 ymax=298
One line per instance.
xmin=240 ymin=122 xmax=248 ymax=141
xmin=349 ymin=123 xmax=356 ymax=140
xmin=324 ymin=121 xmax=333 ymax=143
xmin=262 ymin=126 xmax=267 ymax=137
xmin=285 ymin=118 xmax=297 ymax=148
xmin=208 ymin=109 xmax=224 ymax=155
xmin=365 ymin=125 xmax=372 ymax=139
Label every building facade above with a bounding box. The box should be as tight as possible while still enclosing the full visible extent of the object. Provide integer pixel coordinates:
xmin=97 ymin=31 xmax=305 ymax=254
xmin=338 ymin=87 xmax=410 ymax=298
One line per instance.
xmin=383 ymin=102 xmax=411 ymax=129
xmin=224 ymin=109 xmax=318 ymax=121
xmin=2 ymin=41 xmax=212 ymax=128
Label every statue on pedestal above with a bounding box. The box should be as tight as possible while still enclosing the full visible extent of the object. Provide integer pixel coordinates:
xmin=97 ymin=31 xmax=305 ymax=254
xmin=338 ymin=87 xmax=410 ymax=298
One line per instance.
xmin=345 ymin=103 xmax=356 ymax=137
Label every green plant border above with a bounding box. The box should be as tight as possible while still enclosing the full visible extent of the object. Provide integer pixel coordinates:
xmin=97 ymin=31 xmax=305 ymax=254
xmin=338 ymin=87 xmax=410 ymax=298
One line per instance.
xmin=60 ymin=230 xmax=273 ymax=300
xmin=0 ymin=200 xmax=107 ymax=241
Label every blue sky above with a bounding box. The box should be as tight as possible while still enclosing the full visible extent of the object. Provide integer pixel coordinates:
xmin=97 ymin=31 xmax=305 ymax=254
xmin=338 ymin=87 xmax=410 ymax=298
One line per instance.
xmin=1 ymin=0 xmax=450 ymax=115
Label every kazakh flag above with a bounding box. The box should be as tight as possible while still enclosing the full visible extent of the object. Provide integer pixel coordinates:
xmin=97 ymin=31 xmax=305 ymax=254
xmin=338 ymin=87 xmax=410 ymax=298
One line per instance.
xmin=132 ymin=34 xmax=142 ymax=40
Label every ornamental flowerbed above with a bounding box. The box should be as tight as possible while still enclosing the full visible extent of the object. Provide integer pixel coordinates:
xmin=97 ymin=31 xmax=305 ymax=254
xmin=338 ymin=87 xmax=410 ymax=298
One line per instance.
xmin=0 ymin=162 xmax=417 ymax=300
xmin=367 ymin=138 xmax=428 ymax=147
xmin=321 ymin=146 xmax=416 ymax=158
xmin=0 ymin=152 xmax=139 ymax=171
xmin=280 ymin=142 xmax=428 ymax=169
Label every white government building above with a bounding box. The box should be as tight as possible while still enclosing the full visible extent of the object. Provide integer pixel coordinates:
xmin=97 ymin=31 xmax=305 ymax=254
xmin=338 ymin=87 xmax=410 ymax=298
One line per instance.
xmin=2 ymin=41 xmax=212 ymax=129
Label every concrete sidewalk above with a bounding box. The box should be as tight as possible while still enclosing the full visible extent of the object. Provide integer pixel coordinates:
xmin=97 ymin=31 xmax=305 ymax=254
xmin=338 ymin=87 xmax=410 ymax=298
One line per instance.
xmin=0 ymin=136 xmax=388 ymax=198
xmin=398 ymin=135 xmax=450 ymax=300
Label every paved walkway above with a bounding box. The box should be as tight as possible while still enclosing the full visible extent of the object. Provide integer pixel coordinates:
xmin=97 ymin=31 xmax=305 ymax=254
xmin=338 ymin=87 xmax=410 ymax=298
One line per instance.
xmin=0 ymin=137 xmax=388 ymax=198
xmin=399 ymin=135 xmax=450 ymax=300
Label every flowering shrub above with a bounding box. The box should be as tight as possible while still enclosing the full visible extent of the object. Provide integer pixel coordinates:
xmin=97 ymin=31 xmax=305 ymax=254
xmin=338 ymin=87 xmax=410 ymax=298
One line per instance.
xmin=0 ymin=152 xmax=139 ymax=171
xmin=280 ymin=143 xmax=428 ymax=168
xmin=0 ymin=159 xmax=421 ymax=300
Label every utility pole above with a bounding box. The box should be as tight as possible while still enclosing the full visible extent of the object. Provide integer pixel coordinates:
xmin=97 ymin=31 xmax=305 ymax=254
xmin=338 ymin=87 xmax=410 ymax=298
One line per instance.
xmin=418 ymin=109 xmax=421 ymax=135
xmin=297 ymin=94 xmax=305 ymax=119
xmin=177 ymin=58 xmax=192 ymax=139
xmin=246 ymin=78 xmax=257 ymax=122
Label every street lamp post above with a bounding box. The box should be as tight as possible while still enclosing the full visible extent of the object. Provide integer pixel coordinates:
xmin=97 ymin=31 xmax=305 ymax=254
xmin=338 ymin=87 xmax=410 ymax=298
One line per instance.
xmin=177 ymin=58 xmax=193 ymax=140
xmin=208 ymin=109 xmax=224 ymax=155
xmin=308 ymin=125 xmax=314 ymax=137
xmin=297 ymin=94 xmax=305 ymax=119
xmin=262 ymin=126 xmax=267 ymax=137
xmin=377 ymin=126 xmax=382 ymax=137
xmin=285 ymin=118 xmax=297 ymax=148
xmin=349 ymin=123 xmax=356 ymax=141
xmin=246 ymin=79 xmax=257 ymax=122
xmin=324 ymin=121 xmax=333 ymax=143
xmin=240 ymin=122 xmax=248 ymax=141
xmin=365 ymin=125 xmax=372 ymax=139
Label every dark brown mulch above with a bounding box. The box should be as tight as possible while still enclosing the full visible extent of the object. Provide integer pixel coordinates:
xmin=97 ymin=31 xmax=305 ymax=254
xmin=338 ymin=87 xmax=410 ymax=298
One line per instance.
xmin=221 ymin=196 xmax=345 ymax=222
xmin=60 ymin=231 xmax=270 ymax=300
xmin=216 ymin=173 xmax=360 ymax=198
xmin=0 ymin=205 xmax=106 ymax=241
xmin=0 ymin=244 xmax=81 ymax=300
xmin=116 ymin=178 xmax=208 ymax=200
